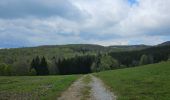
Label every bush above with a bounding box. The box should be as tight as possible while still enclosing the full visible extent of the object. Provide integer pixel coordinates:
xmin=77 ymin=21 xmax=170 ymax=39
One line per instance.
xmin=29 ymin=68 xmax=37 ymax=76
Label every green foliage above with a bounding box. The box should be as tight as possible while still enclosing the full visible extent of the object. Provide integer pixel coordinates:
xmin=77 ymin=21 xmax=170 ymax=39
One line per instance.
xmin=29 ymin=68 xmax=36 ymax=76
xmin=4 ymin=65 xmax=11 ymax=76
xmin=31 ymin=56 xmax=49 ymax=75
xmin=35 ymin=56 xmax=40 ymax=68
xmin=48 ymin=60 xmax=59 ymax=75
xmin=0 ymin=63 xmax=8 ymax=75
xmin=91 ymin=55 xmax=119 ymax=72
xmin=109 ymin=45 xmax=170 ymax=66
xmin=99 ymin=55 xmax=119 ymax=70
xmin=91 ymin=62 xmax=98 ymax=72
xmin=0 ymin=63 xmax=11 ymax=76
xmin=139 ymin=54 xmax=153 ymax=65
xmin=168 ymin=55 xmax=170 ymax=61
xmin=12 ymin=60 xmax=30 ymax=75
xmin=40 ymin=56 xmax=49 ymax=75
xmin=58 ymin=55 xmax=95 ymax=74
xmin=95 ymin=61 xmax=170 ymax=100
xmin=140 ymin=55 xmax=148 ymax=65
xmin=91 ymin=54 xmax=101 ymax=72
xmin=0 ymin=45 xmax=169 ymax=75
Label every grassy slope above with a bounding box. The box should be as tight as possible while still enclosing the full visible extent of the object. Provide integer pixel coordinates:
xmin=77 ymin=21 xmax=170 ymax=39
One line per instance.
xmin=0 ymin=75 xmax=79 ymax=100
xmin=95 ymin=61 xmax=170 ymax=100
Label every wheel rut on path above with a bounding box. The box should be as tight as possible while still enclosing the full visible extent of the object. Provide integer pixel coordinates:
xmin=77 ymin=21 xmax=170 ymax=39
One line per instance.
xmin=58 ymin=75 xmax=116 ymax=100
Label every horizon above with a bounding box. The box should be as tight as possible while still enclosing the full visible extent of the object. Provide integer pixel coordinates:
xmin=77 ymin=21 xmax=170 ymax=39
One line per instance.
xmin=0 ymin=0 xmax=170 ymax=48
xmin=0 ymin=40 xmax=168 ymax=49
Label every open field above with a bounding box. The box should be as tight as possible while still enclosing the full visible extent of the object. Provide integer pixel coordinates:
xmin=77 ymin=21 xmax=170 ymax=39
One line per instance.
xmin=1 ymin=61 xmax=170 ymax=100
xmin=95 ymin=61 xmax=170 ymax=100
xmin=0 ymin=75 xmax=79 ymax=100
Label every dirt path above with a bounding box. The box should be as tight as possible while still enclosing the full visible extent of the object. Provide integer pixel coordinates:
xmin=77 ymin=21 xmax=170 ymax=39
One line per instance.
xmin=90 ymin=75 xmax=116 ymax=100
xmin=58 ymin=76 xmax=85 ymax=100
xmin=58 ymin=75 xmax=116 ymax=100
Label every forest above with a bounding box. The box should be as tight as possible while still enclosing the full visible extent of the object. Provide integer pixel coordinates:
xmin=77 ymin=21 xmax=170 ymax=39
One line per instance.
xmin=0 ymin=44 xmax=170 ymax=76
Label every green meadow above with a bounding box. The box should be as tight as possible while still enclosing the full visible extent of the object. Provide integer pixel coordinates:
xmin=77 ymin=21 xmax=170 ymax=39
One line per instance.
xmin=0 ymin=61 xmax=170 ymax=100
xmin=0 ymin=75 xmax=79 ymax=100
xmin=95 ymin=61 xmax=170 ymax=100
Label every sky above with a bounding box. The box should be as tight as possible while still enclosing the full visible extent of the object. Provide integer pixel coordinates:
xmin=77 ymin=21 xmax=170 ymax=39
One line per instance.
xmin=0 ymin=0 xmax=170 ymax=48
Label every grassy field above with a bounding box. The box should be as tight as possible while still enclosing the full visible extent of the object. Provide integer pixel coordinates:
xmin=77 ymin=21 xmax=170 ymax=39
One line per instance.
xmin=0 ymin=75 xmax=79 ymax=100
xmin=95 ymin=61 xmax=170 ymax=100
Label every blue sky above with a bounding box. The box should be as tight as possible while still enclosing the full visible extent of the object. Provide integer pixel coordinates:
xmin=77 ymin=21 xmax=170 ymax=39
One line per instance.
xmin=128 ymin=0 xmax=138 ymax=5
xmin=0 ymin=0 xmax=170 ymax=48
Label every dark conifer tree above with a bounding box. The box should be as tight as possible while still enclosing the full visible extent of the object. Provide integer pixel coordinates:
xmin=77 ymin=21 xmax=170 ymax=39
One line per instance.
xmin=31 ymin=58 xmax=35 ymax=70
xmin=30 ymin=56 xmax=49 ymax=75
xmin=30 ymin=58 xmax=37 ymax=75
xmin=40 ymin=56 xmax=49 ymax=75
xmin=30 ymin=56 xmax=40 ymax=75
xmin=34 ymin=56 xmax=40 ymax=75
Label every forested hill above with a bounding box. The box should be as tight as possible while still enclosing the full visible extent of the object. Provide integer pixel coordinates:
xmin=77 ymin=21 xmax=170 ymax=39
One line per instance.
xmin=0 ymin=44 xmax=149 ymax=61
xmin=158 ymin=41 xmax=170 ymax=46
xmin=108 ymin=44 xmax=150 ymax=51
xmin=109 ymin=45 xmax=170 ymax=67
xmin=0 ymin=42 xmax=169 ymax=76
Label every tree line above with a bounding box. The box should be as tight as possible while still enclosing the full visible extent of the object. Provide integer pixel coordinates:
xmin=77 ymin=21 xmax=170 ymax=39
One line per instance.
xmin=109 ymin=46 xmax=170 ymax=67
xmin=0 ymin=45 xmax=170 ymax=76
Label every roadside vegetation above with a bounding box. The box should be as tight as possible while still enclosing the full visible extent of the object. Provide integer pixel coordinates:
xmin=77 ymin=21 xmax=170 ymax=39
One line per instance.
xmin=95 ymin=61 xmax=170 ymax=100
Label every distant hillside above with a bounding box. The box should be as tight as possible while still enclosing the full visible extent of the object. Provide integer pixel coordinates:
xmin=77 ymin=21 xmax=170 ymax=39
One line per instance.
xmin=158 ymin=41 xmax=170 ymax=46
xmin=108 ymin=44 xmax=150 ymax=51
xmin=36 ymin=44 xmax=148 ymax=52
xmin=109 ymin=45 xmax=170 ymax=66
xmin=0 ymin=41 xmax=169 ymax=76
xmin=0 ymin=42 xmax=168 ymax=65
xmin=36 ymin=44 xmax=108 ymax=53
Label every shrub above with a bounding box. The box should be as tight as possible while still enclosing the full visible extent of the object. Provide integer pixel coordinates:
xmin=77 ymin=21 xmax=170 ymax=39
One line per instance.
xmin=29 ymin=68 xmax=37 ymax=76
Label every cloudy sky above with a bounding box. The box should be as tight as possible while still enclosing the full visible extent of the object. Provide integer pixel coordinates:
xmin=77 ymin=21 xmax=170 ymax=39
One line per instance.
xmin=0 ymin=0 xmax=170 ymax=48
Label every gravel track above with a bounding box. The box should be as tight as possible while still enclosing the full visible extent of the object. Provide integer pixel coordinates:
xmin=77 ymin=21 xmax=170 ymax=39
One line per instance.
xmin=58 ymin=75 xmax=116 ymax=100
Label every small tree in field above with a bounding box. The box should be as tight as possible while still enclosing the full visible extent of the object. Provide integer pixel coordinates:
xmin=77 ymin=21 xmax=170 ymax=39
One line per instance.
xmin=140 ymin=54 xmax=153 ymax=65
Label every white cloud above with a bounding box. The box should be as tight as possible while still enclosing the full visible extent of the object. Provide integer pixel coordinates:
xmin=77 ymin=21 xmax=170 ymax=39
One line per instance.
xmin=0 ymin=0 xmax=170 ymax=48
xmin=116 ymin=0 xmax=170 ymax=36
xmin=72 ymin=0 xmax=130 ymax=34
